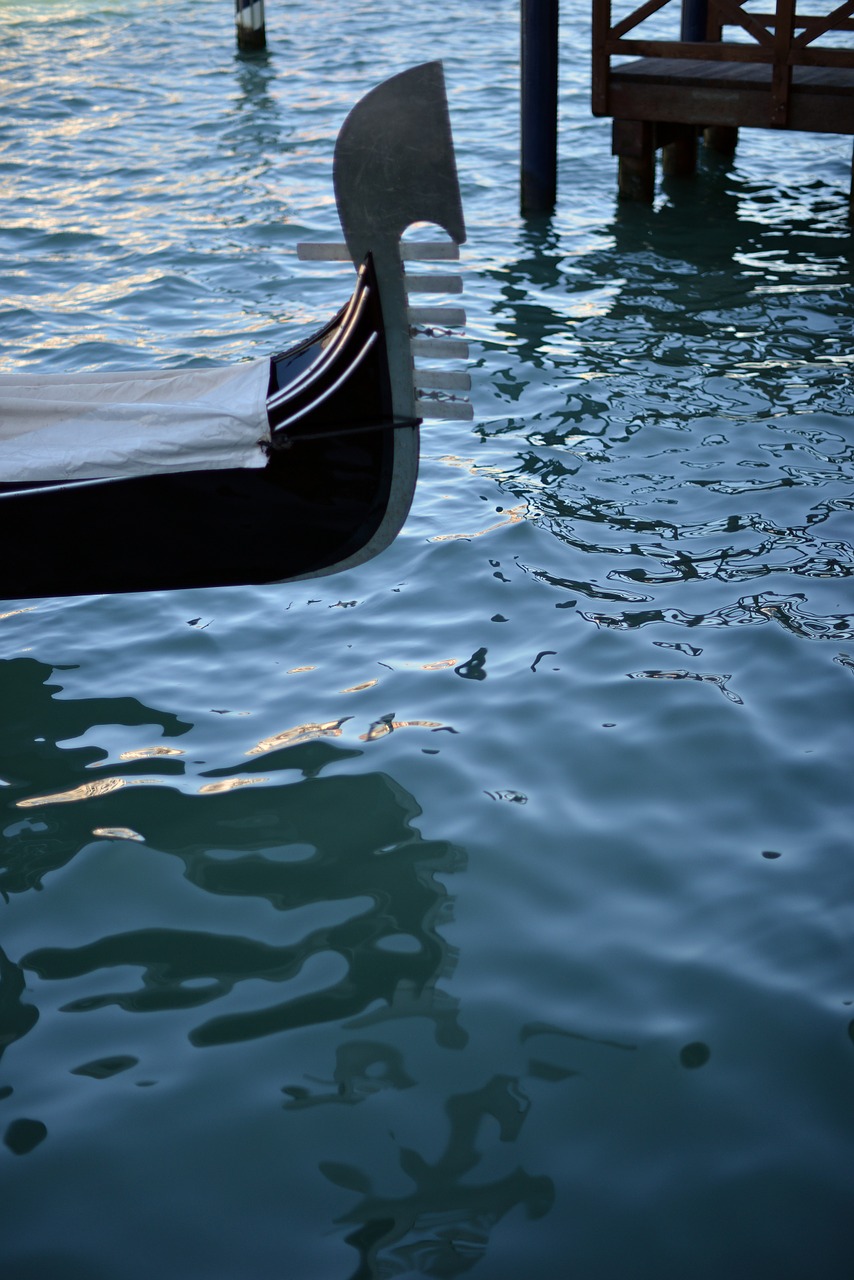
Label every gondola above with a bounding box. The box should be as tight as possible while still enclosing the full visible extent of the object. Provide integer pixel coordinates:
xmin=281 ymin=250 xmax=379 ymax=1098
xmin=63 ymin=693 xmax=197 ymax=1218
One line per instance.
xmin=0 ymin=62 xmax=469 ymax=598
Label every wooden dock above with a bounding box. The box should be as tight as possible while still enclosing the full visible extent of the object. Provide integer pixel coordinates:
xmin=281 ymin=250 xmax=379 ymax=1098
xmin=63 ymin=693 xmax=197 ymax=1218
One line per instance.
xmin=592 ymin=0 xmax=854 ymax=200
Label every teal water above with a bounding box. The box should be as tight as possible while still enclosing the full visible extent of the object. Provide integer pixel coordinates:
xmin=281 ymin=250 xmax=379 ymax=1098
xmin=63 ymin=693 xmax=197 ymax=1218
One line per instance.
xmin=2 ymin=2 xmax=854 ymax=1276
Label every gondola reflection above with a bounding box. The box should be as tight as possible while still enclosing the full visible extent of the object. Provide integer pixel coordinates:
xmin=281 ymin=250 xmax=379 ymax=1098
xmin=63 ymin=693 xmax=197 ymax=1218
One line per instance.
xmin=3 ymin=660 xmax=468 ymax=1049
xmin=1 ymin=654 xmax=555 ymax=1273
xmin=321 ymin=1073 xmax=554 ymax=1277
xmin=4 ymin=656 xmax=467 ymax=1051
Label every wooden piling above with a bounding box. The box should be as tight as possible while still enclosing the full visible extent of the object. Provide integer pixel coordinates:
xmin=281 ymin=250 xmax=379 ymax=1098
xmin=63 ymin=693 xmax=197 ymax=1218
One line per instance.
xmin=614 ymin=120 xmax=654 ymax=202
xmin=521 ymin=0 xmax=559 ymax=215
xmin=235 ymin=0 xmax=266 ymax=51
xmin=704 ymin=125 xmax=739 ymax=156
xmin=661 ymin=123 xmax=697 ymax=178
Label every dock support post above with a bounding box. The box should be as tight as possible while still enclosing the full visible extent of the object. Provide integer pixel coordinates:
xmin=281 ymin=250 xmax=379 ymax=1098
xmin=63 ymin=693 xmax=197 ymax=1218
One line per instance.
xmin=521 ymin=0 xmax=559 ymax=215
xmin=704 ymin=125 xmax=738 ymax=155
xmin=661 ymin=123 xmax=697 ymax=177
xmin=235 ymin=0 xmax=266 ymax=51
xmin=614 ymin=120 xmax=654 ymax=202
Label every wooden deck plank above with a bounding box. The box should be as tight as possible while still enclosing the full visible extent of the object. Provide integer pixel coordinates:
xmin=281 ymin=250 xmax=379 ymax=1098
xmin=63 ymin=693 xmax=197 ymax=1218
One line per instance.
xmin=611 ymin=56 xmax=854 ymax=92
xmin=608 ymin=57 xmax=854 ymax=132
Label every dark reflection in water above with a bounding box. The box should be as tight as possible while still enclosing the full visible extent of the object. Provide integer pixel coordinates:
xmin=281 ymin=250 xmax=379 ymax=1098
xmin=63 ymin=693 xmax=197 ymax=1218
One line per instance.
xmin=454 ymin=647 xmax=488 ymax=681
xmin=0 ymin=659 xmax=559 ymax=1271
xmin=322 ymin=1074 xmax=553 ymax=1278
xmin=3 ymin=1116 xmax=47 ymax=1156
xmin=21 ymin=769 xmax=467 ymax=1049
xmin=70 ymin=1054 xmax=139 ymax=1079
xmin=581 ymin=590 xmax=854 ymax=639
xmin=5 ymin=659 xmax=467 ymax=1051
xmin=0 ymin=657 xmax=191 ymax=897
xmin=225 ymin=46 xmax=292 ymax=167
xmin=282 ymin=1038 xmax=415 ymax=1108
xmin=0 ymin=943 xmax=38 ymax=1066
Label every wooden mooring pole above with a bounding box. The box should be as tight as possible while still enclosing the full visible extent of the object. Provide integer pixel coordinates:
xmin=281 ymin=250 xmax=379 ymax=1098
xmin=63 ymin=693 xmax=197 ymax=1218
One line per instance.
xmin=235 ymin=0 xmax=266 ymax=51
xmin=521 ymin=0 xmax=559 ymax=215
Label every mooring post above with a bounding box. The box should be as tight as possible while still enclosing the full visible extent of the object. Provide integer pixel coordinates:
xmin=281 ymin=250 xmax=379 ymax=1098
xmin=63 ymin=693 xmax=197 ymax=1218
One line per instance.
xmin=521 ymin=0 xmax=559 ymax=215
xmin=235 ymin=0 xmax=266 ymax=51
xmin=680 ymin=0 xmax=708 ymax=41
xmin=615 ymin=119 xmax=655 ymax=202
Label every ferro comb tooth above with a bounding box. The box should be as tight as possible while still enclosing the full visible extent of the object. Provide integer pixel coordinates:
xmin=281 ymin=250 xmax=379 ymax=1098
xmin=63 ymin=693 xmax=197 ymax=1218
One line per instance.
xmin=416 ymin=398 xmax=474 ymax=421
xmin=410 ymin=337 xmax=469 ymax=360
xmin=404 ymin=273 xmax=463 ymax=294
xmin=296 ymin=242 xmax=351 ymax=260
xmin=413 ymin=369 xmax=471 ymax=392
xmin=399 ymin=242 xmax=460 ymax=261
xmin=408 ymin=306 xmax=467 ymax=327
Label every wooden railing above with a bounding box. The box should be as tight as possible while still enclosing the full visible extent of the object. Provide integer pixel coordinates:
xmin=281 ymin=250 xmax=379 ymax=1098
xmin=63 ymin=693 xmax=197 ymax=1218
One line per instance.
xmin=592 ymin=0 xmax=854 ymax=124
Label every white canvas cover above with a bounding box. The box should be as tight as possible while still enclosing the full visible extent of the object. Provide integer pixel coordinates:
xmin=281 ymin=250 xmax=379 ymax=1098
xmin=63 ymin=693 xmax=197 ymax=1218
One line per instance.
xmin=0 ymin=358 xmax=271 ymax=483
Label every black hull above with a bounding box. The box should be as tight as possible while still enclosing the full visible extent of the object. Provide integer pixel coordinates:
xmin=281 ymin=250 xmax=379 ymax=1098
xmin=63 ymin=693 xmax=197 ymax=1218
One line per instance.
xmin=0 ymin=429 xmax=402 ymax=597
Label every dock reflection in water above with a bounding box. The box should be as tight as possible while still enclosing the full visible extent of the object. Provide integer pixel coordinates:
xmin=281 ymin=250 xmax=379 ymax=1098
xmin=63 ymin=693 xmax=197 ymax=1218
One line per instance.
xmin=478 ymin=188 xmax=854 ymax=646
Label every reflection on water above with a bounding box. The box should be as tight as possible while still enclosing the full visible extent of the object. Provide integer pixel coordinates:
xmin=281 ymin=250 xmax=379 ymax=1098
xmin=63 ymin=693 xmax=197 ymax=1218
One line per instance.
xmin=282 ymin=1038 xmax=415 ymax=1108
xmin=0 ymin=943 xmax=38 ymax=1066
xmin=0 ymin=656 xmax=562 ymax=1275
xmin=227 ymin=48 xmax=291 ymax=162
xmin=322 ymin=1074 xmax=553 ymax=1278
xmin=582 ymin=591 xmax=854 ymax=639
xmin=479 ymin=181 xmax=854 ymax=649
xmin=24 ymin=761 xmax=467 ymax=1050
xmin=5 ymin=659 xmax=467 ymax=1051
xmin=3 ymin=1116 xmax=47 ymax=1156
xmin=1 ymin=657 xmax=192 ymax=894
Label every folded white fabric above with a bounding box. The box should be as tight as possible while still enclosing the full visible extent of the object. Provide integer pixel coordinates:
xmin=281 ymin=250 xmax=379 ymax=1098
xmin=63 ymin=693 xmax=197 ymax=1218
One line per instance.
xmin=0 ymin=358 xmax=271 ymax=482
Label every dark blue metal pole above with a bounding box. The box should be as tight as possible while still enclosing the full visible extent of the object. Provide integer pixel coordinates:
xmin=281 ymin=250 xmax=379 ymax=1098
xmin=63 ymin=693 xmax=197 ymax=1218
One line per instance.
xmin=680 ymin=0 xmax=708 ymax=41
xmin=521 ymin=0 xmax=559 ymax=214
